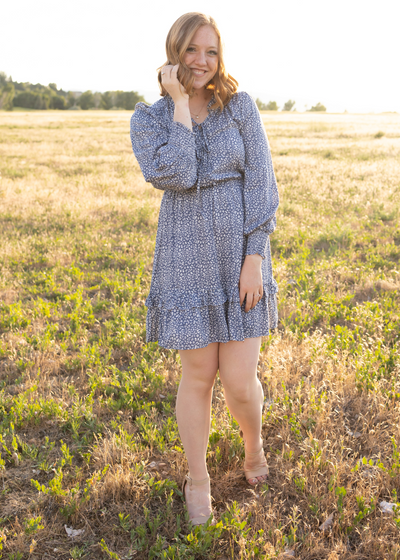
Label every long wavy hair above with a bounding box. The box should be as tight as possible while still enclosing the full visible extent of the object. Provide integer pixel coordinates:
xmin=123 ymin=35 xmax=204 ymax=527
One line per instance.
xmin=158 ymin=12 xmax=238 ymax=112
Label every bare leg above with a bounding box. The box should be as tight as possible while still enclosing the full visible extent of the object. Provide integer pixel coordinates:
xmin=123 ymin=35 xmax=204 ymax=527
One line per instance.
xmin=177 ymin=343 xmax=219 ymax=520
xmin=218 ymin=337 xmax=267 ymax=484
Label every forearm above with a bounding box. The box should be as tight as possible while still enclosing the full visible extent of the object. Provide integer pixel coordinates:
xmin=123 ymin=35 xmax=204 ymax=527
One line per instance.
xmin=130 ymin=104 xmax=197 ymax=191
xmin=245 ymin=253 xmax=263 ymax=264
xmin=174 ymin=99 xmax=192 ymax=132
xmin=246 ymin=229 xmax=270 ymax=259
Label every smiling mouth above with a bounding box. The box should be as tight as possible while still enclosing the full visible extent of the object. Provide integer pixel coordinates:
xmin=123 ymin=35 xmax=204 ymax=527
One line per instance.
xmin=191 ymin=69 xmax=207 ymax=76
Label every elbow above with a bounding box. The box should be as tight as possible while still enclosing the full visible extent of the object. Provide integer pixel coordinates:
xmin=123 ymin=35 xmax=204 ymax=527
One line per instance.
xmin=145 ymin=158 xmax=198 ymax=190
xmin=263 ymin=214 xmax=278 ymax=236
xmin=143 ymin=168 xmax=197 ymax=191
xmin=182 ymin=169 xmax=198 ymax=189
xmin=266 ymin=217 xmax=277 ymax=235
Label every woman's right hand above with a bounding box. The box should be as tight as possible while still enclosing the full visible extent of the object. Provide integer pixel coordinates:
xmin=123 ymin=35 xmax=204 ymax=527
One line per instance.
xmin=161 ymin=64 xmax=189 ymax=105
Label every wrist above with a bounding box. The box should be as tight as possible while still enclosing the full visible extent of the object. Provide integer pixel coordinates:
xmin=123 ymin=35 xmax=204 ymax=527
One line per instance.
xmin=246 ymin=253 xmax=262 ymax=262
xmin=173 ymin=97 xmax=189 ymax=108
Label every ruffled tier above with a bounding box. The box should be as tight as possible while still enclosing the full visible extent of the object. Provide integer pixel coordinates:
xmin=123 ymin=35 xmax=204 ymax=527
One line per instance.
xmin=145 ymin=283 xmax=278 ymax=350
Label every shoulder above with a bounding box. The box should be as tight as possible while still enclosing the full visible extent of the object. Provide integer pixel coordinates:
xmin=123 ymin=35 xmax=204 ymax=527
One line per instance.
xmin=227 ymin=91 xmax=256 ymax=108
xmin=130 ymin=96 xmax=170 ymax=131
xmin=225 ymin=91 xmax=259 ymax=121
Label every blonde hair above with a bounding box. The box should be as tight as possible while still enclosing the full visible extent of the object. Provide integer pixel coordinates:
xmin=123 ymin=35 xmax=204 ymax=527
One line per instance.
xmin=158 ymin=12 xmax=238 ymax=112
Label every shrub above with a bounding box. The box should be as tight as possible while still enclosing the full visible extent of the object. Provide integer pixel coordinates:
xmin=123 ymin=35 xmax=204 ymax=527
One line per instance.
xmin=283 ymin=99 xmax=296 ymax=111
xmin=256 ymin=98 xmax=267 ymax=111
xmin=266 ymin=101 xmax=279 ymax=111
xmin=309 ymin=102 xmax=326 ymax=112
xmin=256 ymin=99 xmax=279 ymax=111
xmin=101 ymin=90 xmax=146 ymax=110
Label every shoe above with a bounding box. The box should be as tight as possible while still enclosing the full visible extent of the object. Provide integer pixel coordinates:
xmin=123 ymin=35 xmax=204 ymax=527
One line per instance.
xmin=181 ymin=473 xmax=214 ymax=526
xmin=240 ymin=429 xmax=269 ymax=485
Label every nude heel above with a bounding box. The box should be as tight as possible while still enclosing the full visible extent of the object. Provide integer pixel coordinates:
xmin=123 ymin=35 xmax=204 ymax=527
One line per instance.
xmin=240 ymin=429 xmax=269 ymax=485
xmin=181 ymin=473 xmax=215 ymax=526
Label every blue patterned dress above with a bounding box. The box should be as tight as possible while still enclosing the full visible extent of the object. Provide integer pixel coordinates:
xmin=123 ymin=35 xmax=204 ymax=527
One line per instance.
xmin=130 ymin=91 xmax=279 ymax=350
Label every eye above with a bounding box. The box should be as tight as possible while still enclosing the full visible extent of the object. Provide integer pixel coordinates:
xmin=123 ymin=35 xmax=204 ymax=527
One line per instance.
xmin=186 ymin=47 xmax=195 ymax=52
xmin=209 ymin=50 xmax=218 ymax=56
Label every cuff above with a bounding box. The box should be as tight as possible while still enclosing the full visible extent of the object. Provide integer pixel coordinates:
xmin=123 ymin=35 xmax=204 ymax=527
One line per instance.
xmin=169 ymin=121 xmax=195 ymax=152
xmin=246 ymin=229 xmax=269 ymax=259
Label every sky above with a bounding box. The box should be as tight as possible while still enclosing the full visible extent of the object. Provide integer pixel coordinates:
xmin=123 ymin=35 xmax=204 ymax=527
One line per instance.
xmin=2 ymin=0 xmax=400 ymax=113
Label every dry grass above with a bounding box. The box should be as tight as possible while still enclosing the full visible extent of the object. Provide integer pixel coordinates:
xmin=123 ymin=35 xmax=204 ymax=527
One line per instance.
xmin=0 ymin=109 xmax=400 ymax=559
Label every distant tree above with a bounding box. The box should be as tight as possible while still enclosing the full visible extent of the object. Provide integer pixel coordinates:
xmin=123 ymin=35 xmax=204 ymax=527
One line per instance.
xmin=0 ymin=74 xmax=147 ymax=112
xmin=100 ymin=90 xmax=145 ymax=110
xmin=100 ymin=91 xmax=113 ymax=110
xmin=115 ymin=91 xmax=126 ymax=109
xmin=50 ymin=95 xmax=66 ymax=110
xmin=256 ymin=98 xmax=267 ymax=111
xmin=309 ymin=102 xmax=326 ymax=112
xmin=256 ymin=98 xmax=279 ymax=111
xmin=0 ymin=81 xmax=15 ymax=111
xmin=266 ymin=101 xmax=279 ymax=111
xmin=93 ymin=92 xmax=101 ymax=108
xmin=13 ymin=89 xmax=54 ymax=110
xmin=0 ymin=71 xmax=8 ymax=88
xmin=14 ymin=91 xmax=37 ymax=108
xmin=67 ymin=92 xmax=76 ymax=108
xmin=77 ymin=90 xmax=95 ymax=110
xmin=282 ymin=99 xmax=295 ymax=111
xmin=115 ymin=90 xmax=145 ymax=110
xmin=36 ymin=94 xmax=50 ymax=109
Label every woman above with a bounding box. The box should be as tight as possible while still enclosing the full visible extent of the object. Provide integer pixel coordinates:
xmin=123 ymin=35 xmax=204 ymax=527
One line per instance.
xmin=130 ymin=12 xmax=279 ymax=526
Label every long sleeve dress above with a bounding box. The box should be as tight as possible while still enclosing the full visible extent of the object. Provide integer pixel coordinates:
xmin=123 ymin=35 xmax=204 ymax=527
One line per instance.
xmin=130 ymin=90 xmax=279 ymax=350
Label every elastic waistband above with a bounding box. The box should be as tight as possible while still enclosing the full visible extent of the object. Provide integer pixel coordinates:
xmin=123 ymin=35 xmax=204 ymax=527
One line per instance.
xmin=197 ymin=178 xmax=243 ymax=191
xmin=194 ymin=179 xmax=242 ymax=217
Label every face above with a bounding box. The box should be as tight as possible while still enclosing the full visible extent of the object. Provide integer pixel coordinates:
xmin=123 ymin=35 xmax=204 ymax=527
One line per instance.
xmin=183 ymin=25 xmax=219 ymax=91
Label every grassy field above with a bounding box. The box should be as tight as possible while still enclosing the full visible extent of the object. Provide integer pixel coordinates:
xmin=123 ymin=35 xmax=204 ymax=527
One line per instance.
xmin=0 ymin=108 xmax=399 ymax=559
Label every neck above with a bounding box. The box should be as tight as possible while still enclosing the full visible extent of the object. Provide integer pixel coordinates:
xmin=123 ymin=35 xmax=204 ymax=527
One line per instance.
xmin=192 ymin=88 xmax=212 ymax=101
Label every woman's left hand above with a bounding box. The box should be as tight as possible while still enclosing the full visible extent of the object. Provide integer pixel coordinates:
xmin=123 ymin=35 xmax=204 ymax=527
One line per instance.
xmin=239 ymin=254 xmax=263 ymax=312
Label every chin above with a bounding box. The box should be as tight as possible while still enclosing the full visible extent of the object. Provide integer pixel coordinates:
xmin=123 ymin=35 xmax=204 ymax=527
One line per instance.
xmin=193 ymin=78 xmax=208 ymax=89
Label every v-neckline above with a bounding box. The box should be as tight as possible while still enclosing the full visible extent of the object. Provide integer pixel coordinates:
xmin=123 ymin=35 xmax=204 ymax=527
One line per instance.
xmin=191 ymin=94 xmax=215 ymax=127
xmin=167 ymin=93 xmax=215 ymax=127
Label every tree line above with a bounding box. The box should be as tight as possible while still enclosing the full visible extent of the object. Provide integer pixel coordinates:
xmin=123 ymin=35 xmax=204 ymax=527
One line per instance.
xmin=256 ymin=98 xmax=327 ymax=112
xmin=0 ymin=73 xmax=327 ymax=113
xmin=0 ymin=72 xmax=147 ymax=111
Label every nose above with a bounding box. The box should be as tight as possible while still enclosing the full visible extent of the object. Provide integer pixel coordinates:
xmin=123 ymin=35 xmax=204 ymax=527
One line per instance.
xmin=194 ymin=50 xmax=207 ymax=66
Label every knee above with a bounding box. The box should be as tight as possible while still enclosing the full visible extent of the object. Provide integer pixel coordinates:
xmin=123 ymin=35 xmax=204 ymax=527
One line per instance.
xmin=226 ymin=385 xmax=251 ymax=403
xmin=187 ymin=376 xmax=216 ymax=396
xmin=181 ymin=368 xmax=217 ymax=395
xmin=180 ymin=351 xmax=218 ymax=394
xmin=224 ymin=379 xmax=259 ymax=404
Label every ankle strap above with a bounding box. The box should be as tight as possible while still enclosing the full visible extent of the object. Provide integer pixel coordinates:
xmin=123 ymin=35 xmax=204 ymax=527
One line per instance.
xmin=245 ymin=446 xmax=264 ymax=456
xmin=185 ymin=474 xmax=210 ymax=487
